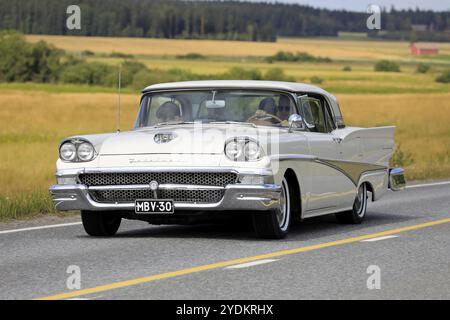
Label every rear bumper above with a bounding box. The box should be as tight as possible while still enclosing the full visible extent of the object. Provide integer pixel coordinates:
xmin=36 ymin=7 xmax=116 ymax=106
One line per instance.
xmin=389 ymin=167 xmax=406 ymax=191
xmin=49 ymin=183 xmax=281 ymax=212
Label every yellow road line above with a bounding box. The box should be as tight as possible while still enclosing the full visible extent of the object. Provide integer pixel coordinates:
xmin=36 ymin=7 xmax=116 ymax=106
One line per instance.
xmin=36 ymin=217 xmax=450 ymax=300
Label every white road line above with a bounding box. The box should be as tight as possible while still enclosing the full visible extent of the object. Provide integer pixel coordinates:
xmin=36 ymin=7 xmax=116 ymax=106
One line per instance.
xmin=406 ymin=181 xmax=450 ymax=189
xmin=361 ymin=235 xmax=399 ymax=242
xmin=225 ymin=259 xmax=279 ymax=269
xmin=0 ymin=222 xmax=82 ymax=235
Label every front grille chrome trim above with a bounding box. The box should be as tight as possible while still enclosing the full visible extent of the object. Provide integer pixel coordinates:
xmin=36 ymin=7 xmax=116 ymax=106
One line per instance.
xmin=88 ymin=184 xmax=225 ymax=191
xmin=56 ymin=167 xmax=273 ymax=177
xmin=79 ymin=172 xmax=238 ymax=188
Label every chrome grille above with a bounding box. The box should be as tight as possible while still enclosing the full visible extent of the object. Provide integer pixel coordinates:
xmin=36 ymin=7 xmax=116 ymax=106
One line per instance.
xmin=89 ymin=189 xmax=224 ymax=204
xmin=79 ymin=172 xmax=237 ymax=187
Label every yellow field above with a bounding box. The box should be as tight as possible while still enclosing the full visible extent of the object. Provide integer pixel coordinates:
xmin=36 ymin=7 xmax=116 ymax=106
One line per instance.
xmin=85 ymin=56 xmax=448 ymax=94
xmin=340 ymin=93 xmax=450 ymax=180
xmin=1 ymin=90 xmax=449 ymax=198
xmin=26 ymin=35 xmax=450 ymax=62
xmin=2 ymin=35 xmax=450 ymax=219
xmin=0 ymin=91 xmax=139 ymax=196
xmin=24 ymin=35 xmax=450 ymax=95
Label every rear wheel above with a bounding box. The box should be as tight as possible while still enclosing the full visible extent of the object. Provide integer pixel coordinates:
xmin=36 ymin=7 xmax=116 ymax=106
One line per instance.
xmin=253 ymin=177 xmax=292 ymax=239
xmin=335 ymin=183 xmax=368 ymax=224
xmin=81 ymin=210 xmax=121 ymax=236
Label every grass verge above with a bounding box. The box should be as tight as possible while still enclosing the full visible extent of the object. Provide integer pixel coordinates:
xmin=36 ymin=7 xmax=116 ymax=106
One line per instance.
xmin=0 ymin=192 xmax=56 ymax=221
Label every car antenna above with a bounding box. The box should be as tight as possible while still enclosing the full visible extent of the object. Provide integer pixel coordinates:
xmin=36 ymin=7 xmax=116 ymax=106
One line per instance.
xmin=116 ymin=64 xmax=122 ymax=133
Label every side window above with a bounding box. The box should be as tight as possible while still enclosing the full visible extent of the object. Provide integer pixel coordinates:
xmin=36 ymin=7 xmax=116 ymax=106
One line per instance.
xmin=300 ymin=97 xmax=327 ymax=133
xmin=332 ymin=102 xmax=345 ymax=128
xmin=324 ymin=103 xmax=336 ymax=131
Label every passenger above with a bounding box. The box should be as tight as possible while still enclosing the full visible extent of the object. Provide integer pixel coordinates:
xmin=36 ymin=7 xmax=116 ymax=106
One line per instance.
xmin=155 ymin=101 xmax=182 ymax=123
xmin=258 ymin=97 xmax=277 ymax=116
xmin=278 ymin=95 xmax=292 ymax=125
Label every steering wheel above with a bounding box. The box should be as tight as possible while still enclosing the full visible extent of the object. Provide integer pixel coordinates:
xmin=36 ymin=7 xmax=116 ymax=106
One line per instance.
xmin=247 ymin=110 xmax=283 ymax=124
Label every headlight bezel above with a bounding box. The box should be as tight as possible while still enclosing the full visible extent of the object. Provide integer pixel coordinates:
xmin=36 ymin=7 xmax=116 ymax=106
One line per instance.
xmin=77 ymin=142 xmax=95 ymax=162
xmin=59 ymin=139 xmax=97 ymax=162
xmin=224 ymin=137 xmax=264 ymax=162
xmin=59 ymin=142 xmax=77 ymax=162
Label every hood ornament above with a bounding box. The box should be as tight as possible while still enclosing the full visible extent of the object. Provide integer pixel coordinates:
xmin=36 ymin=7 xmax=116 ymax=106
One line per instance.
xmin=154 ymin=133 xmax=177 ymax=144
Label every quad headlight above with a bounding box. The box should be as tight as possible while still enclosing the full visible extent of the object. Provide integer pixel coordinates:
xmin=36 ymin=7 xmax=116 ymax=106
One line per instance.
xmin=77 ymin=142 xmax=95 ymax=161
xmin=59 ymin=140 xmax=96 ymax=162
xmin=59 ymin=142 xmax=77 ymax=161
xmin=224 ymin=138 xmax=263 ymax=161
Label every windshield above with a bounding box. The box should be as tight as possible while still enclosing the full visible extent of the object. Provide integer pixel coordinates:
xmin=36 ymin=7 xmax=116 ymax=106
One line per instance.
xmin=134 ymin=90 xmax=297 ymax=128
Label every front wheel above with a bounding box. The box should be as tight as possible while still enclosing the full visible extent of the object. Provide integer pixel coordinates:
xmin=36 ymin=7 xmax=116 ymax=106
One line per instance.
xmin=253 ymin=177 xmax=292 ymax=239
xmin=81 ymin=211 xmax=121 ymax=236
xmin=335 ymin=183 xmax=368 ymax=224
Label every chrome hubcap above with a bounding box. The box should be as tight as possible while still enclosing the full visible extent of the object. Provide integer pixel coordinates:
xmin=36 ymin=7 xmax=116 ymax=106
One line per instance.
xmin=355 ymin=184 xmax=366 ymax=217
xmin=276 ymin=180 xmax=289 ymax=230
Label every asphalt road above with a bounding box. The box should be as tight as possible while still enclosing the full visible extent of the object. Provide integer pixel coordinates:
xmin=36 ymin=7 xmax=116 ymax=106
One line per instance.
xmin=1 ymin=181 xmax=450 ymax=300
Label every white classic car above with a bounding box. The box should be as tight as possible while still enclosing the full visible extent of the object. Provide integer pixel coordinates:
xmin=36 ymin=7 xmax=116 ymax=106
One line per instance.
xmin=50 ymin=80 xmax=405 ymax=239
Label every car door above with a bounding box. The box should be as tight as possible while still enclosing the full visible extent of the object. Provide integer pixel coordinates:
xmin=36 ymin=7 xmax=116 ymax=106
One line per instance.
xmin=298 ymin=95 xmax=354 ymax=216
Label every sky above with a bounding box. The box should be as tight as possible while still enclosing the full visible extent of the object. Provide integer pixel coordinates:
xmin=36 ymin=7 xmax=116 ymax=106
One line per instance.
xmin=243 ymin=0 xmax=450 ymax=12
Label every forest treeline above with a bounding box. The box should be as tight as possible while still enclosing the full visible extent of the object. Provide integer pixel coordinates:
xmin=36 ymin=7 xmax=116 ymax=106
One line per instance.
xmin=0 ymin=0 xmax=449 ymax=42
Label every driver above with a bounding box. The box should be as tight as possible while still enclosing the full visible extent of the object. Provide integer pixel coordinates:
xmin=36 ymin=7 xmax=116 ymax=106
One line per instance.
xmin=155 ymin=101 xmax=182 ymax=123
xmin=248 ymin=97 xmax=282 ymax=125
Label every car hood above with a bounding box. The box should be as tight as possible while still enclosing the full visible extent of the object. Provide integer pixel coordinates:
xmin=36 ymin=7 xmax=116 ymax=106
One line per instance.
xmin=92 ymin=124 xmax=280 ymax=155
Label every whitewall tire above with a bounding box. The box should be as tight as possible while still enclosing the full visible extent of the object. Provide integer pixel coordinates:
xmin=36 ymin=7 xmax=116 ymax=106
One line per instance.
xmin=335 ymin=183 xmax=368 ymax=224
xmin=253 ymin=177 xmax=292 ymax=239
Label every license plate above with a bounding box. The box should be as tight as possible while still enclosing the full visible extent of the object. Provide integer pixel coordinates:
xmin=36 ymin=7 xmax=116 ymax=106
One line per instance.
xmin=135 ymin=199 xmax=174 ymax=214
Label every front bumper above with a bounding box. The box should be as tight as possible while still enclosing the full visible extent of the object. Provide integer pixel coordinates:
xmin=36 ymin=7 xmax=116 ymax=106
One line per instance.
xmin=49 ymin=167 xmax=281 ymax=212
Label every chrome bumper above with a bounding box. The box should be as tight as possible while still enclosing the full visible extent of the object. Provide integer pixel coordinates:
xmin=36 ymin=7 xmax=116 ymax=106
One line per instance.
xmin=49 ymin=184 xmax=281 ymax=212
xmin=389 ymin=167 xmax=406 ymax=191
xmin=49 ymin=167 xmax=280 ymax=212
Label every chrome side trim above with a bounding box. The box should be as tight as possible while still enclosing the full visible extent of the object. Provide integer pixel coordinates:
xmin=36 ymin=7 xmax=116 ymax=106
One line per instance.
xmin=270 ymin=154 xmax=388 ymax=186
xmin=270 ymin=154 xmax=316 ymax=161
xmin=317 ymin=159 xmax=387 ymax=186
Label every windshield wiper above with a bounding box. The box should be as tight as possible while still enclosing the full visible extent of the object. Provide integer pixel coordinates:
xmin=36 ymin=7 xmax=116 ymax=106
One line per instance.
xmin=208 ymin=121 xmax=257 ymax=127
xmin=154 ymin=121 xmax=194 ymax=127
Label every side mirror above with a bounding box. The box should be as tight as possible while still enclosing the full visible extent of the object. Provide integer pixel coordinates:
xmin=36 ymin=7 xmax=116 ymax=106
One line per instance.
xmin=288 ymin=114 xmax=305 ymax=132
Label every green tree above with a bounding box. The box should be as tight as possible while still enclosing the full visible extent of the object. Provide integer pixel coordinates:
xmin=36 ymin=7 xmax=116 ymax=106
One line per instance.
xmin=374 ymin=60 xmax=401 ymax=72
xmin=0 ymin=31 xmax=33 ymax=82
xmin=0 ymin=30 xmax=64 ymax=82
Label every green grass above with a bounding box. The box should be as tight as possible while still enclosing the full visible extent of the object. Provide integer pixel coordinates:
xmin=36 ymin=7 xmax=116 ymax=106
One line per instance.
xmin=0 ymin=192 xmax=56 ymax=220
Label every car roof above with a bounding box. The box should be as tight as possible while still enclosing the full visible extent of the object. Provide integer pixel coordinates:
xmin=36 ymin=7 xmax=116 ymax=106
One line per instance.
xmin=142 ymin=80 xmax=331 ymax=96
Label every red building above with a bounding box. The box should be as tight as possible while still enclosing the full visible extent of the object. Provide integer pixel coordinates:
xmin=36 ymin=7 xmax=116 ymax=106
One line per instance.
xmin=410 ymin=43 xmax=439 ymax=55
